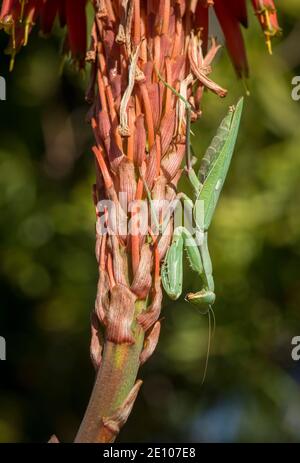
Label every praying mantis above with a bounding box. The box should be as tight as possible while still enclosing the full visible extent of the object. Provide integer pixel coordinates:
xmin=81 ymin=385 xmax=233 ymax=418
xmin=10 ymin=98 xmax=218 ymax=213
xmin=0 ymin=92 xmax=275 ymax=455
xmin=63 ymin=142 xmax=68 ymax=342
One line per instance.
xmin=138 ymin=65 xmax=243 ymax=379
xmin=160 ymin=90 xmax=244 ymax=313
xmin=158 ymin=93 xmax=243 ymax=380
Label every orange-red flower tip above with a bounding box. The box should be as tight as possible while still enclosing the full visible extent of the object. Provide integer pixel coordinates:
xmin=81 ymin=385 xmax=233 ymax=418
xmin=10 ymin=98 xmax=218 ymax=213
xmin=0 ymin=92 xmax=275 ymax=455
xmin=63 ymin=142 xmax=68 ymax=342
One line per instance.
xmin=207 ymin=0 xmax=280 ymax=78
xmin=251 ymin=0 xmax=281 ymax=55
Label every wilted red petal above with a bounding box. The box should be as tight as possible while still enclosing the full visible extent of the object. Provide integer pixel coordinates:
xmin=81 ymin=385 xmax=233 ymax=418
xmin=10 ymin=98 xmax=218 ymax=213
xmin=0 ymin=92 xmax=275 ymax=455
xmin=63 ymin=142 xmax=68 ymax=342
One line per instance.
xmin=134 ymin=115 xmax=147 ymax=167
xmin=40 ymin=0 xmax=61 ymax=35
xmin=161 ymin=144 xmax=185 ymax=182
xmin=65 ymin=0 xmax=87 ymax=65
xmin=228 ymin=0 xmax=248 ymax=28
xmin=214 ymin=0 xmax=249 ymax=78
xmin=194 ymin=1 xmax=209 ymax=54
xmin=140 ymin=321 xmax=161 ymax=365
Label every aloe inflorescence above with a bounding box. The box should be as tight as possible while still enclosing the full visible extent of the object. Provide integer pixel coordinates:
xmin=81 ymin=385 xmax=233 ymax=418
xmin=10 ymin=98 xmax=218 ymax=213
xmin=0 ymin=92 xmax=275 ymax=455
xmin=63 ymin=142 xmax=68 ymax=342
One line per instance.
xmin=0 ymin=0 xmax=280 ymax=443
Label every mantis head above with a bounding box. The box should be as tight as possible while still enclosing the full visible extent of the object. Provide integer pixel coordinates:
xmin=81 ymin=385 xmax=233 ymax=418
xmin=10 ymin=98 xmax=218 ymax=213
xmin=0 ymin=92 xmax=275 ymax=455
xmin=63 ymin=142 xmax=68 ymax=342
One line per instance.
xmin=185 ymin=289 xmax=216 ymax=307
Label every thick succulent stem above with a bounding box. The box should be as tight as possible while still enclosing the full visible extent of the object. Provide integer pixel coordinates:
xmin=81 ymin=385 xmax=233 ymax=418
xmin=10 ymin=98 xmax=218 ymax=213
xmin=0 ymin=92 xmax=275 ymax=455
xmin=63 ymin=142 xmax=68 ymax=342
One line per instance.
xmin=75 ymin=301 xmax=145 ymax=443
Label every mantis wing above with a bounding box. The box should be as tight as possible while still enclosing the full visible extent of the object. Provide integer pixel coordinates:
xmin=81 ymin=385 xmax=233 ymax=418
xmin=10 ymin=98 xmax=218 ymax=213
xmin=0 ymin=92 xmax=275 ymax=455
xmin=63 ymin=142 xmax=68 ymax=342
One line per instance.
xmin=198 ymin=105 xmax=235 ymax=184
xmin=199 ymin=97 xmax=244 ymax=231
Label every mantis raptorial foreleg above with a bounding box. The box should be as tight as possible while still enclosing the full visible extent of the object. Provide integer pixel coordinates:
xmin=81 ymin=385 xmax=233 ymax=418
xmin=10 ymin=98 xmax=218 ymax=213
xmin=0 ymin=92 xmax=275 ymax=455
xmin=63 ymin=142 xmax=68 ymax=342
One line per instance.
xmin=161 ymin=223 xmax=216 ymax=384
xmin=161 ymin=226 xmax=215 ymax=304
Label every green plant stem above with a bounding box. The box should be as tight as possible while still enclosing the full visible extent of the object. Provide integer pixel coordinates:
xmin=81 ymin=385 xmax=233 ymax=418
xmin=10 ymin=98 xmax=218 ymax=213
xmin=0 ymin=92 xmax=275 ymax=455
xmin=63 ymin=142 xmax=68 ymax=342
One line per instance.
xmin=74 ymin=300 xmax=145 ymax=443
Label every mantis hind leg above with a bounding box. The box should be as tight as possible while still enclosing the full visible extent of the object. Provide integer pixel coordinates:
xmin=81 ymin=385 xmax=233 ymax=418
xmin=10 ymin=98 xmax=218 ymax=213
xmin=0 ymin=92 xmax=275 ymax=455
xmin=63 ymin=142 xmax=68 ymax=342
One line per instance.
xmin=162 ymin=226 xmax=203 ymax=300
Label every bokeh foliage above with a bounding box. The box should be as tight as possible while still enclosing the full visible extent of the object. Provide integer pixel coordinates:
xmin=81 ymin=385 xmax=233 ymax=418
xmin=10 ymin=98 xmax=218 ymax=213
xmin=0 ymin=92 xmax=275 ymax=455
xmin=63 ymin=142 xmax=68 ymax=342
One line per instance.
xmin=0 ymin=2 xmax=300 ymax=443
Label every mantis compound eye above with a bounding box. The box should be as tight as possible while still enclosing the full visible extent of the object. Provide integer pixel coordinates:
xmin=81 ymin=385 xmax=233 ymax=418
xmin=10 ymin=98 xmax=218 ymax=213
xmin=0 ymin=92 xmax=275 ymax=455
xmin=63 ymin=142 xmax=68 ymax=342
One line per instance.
xmin=185 ymin=290 xmax=216 ymax=307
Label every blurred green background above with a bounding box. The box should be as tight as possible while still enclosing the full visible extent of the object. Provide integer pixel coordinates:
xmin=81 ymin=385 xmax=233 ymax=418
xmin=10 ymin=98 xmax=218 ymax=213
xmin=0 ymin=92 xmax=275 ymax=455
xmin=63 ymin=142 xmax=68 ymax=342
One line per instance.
xmin=0 ymin=2 xmax=300 ymax=443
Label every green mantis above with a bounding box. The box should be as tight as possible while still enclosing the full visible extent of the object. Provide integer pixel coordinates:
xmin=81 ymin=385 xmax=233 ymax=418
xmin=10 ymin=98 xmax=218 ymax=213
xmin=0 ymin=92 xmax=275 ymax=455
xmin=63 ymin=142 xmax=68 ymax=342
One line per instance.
xmin=159 ymin=95 xmax=243 ymax=381
xmin=161 ymin=97 xmax=244 ymax=311
xmin=139 ymin=66 xmax=243 ymax=379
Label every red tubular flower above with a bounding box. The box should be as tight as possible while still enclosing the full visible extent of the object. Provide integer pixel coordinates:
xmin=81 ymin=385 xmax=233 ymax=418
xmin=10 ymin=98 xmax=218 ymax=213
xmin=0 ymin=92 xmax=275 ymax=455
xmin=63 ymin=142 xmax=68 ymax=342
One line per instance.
xmin=0 ymin=0 xmax=87 ymax=70
xmin=0 ymin=1 xmax=280 ymax=75
xmin=65 ymin=0 xmax=87 ymax=63
xmin=39 ymin=0 xmax=61 ymax=35
xmin=251 ymin=0 xmax=281 ymax=54
xmin=229 ymin=0 xmax=248 ymax=27
xmin=214 ymin=0 xmax=249 ymax=78
xmin=195 ymin=0 xmax=280 ymax=78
